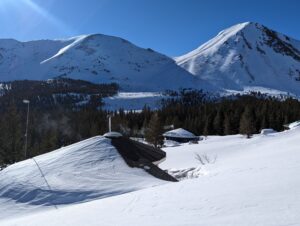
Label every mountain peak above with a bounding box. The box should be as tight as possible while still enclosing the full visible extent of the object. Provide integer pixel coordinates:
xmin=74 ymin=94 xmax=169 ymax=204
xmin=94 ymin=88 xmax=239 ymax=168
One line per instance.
xmin=0 ymin=33 xmax=206 ymax=92
xmin=218 ymin=21 xmax=266 ymax=35
xmin=217 ymin=21 xmax=252 ymax=35
xmin=176 ymin=22 xmax=300 ymax=96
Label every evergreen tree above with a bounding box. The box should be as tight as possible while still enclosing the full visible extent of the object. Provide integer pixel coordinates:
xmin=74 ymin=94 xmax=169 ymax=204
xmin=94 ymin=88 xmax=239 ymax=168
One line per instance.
xmin=203 ymin=114 xmax=214 ymax=136
xmin=40 ymin=129 xmax=58 ymax=153
xmin=145 ymin=113 xmax=164 ymax=147
xmin=224 ymin=114 xmax=234 ymax=135
xmin=239 ymin=106 xmax=256 ymax=138
xmin=0 ymin=104 xmax=23 ymax=165
xmin=213 ymin=109 xmax=224 ymax=135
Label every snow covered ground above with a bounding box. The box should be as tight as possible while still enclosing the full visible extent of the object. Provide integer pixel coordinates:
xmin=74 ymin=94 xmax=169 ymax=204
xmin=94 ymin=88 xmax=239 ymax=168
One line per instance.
xmin=103 ymin=92 xmax=164 ymax=110
xmin=223 ymin=86 xmax=299 ymax=99
xmin=1 ymin=126 xmax=300 ymax=225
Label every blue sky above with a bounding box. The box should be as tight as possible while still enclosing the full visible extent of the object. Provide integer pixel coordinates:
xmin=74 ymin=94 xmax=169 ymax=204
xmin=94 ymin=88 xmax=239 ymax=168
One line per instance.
xmin=0 ymin=0 xmax=299 ymax=56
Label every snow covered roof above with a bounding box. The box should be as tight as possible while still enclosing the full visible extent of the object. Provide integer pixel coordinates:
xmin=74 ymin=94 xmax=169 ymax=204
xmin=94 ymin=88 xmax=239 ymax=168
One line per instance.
xmin=0 ymin=136 xmax=167 ymax=218
xmin=260 ymin=128 xmax=277 ymax=135
xmin=284 ymin=120 xmax=300 ymax=129
xmin=163 ymin=128 xmax=197 ymax=138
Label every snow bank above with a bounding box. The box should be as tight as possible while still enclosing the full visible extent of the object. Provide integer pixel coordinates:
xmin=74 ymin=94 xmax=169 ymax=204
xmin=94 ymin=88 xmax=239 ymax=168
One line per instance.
xmin=260 ymin=128 xmax=277 ymax=135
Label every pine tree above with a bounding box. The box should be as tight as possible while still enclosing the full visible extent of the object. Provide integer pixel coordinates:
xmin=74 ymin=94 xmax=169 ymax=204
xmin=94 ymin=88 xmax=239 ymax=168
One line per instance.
xmin=213 ymin=109 xmax=224 ymax=135
xmin=40 ymin=129 xmax=58 ymax=153
xmin=239 ymin=106 xmax=256 ymax=138
xmin=0 ymin=104 xmax=23 ymax=164
xmin=224 ymin=114 xmax=234 ymax=135
xmin=203 ymin=114 xmax=214 ymax=136
xmin=144 ymin=113 xmax=164 ymax=147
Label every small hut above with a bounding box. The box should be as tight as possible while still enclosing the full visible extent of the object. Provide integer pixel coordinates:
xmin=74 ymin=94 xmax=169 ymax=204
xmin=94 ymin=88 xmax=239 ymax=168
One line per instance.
xmin=163 ymin=128 xmax=199 ymax=143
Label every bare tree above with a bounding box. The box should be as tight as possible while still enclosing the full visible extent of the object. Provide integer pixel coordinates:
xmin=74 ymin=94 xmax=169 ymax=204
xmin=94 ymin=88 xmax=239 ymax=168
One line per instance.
xmin=194 ymin=153 xmax=217 ymax=165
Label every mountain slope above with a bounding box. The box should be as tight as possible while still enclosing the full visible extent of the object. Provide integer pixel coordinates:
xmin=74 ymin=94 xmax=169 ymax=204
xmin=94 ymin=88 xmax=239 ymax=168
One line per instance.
xmin=176 ymin=22 xmax=300 ymax=95
xmin=0 ymin=35 xmax=209 ymax=92
xmin=0 ymin=136 xmax=165 ymax=219
xmin=0 ymin=78 xmax=118 ymax=110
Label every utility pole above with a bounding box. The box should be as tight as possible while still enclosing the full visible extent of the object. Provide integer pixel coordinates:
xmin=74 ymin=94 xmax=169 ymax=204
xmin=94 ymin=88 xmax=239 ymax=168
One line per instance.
xmin=23 ymin=99 xmax=30 ymax=159
xmin=108 ymin=115 xmax=112 ymax=132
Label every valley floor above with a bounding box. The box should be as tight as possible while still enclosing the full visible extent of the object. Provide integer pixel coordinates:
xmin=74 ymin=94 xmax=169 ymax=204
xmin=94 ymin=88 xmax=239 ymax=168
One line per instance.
xmin=103 ymin=92 xmax=164 ymax=111
xmin=1 ymin=127 xmax=300 ymax=226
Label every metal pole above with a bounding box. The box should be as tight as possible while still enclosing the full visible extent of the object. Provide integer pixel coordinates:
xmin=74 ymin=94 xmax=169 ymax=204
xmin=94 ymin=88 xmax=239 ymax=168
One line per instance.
xmin=23 ymin=100 xmax=30 ymax=159
xmin=109 ymin=116 xmax=111 ymax=132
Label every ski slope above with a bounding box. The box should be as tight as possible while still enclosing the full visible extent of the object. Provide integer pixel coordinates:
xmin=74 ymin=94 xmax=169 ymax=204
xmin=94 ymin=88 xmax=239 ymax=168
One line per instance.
xmin=1 ymin=125 xmax=300 ymax=225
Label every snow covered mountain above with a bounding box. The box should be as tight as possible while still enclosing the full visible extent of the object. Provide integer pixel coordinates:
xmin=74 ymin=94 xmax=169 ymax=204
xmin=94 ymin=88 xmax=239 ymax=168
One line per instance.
xmin=176 ymin=22 xmax=300 ymax=96
xmin=1 ymin=23 xmax=300 ymax=97
xmin=0 ymin=35 xmax=207 ymax=92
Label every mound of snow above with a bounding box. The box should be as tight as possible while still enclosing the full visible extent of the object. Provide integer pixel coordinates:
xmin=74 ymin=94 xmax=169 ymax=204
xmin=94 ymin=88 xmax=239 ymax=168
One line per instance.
xmin=260 ymin=128 xmax=277 ymax=135
xmin=163 ymin=140 xmax=181 ymax=147
xmin=0 ymin=136 xmax=165 ymax=219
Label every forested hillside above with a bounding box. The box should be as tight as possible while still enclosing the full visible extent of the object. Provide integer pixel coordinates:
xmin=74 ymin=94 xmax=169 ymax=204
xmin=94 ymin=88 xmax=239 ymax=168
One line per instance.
xmin=1 ymin=89 xmax=300 ymax=168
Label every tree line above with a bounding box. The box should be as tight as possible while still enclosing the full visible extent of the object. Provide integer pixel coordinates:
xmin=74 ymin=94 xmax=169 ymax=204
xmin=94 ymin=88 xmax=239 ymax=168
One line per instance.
xmin=1 ymin=90 xmax=300 ymax=168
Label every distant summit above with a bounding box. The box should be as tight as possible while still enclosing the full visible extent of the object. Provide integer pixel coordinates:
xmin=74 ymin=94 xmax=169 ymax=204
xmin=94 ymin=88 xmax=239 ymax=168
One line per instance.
xmin=0 ymin=23 xmax=300 ymax=96
xmin=0 ymin=34 xmax=209 ymax=92
xmin=176 ymin=22 xmax=300 ymax=96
